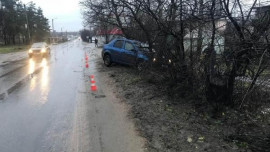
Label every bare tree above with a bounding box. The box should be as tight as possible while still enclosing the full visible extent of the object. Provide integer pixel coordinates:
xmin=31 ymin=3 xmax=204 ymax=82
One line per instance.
xmin=80 ymin=0 xmax=270 ymax=110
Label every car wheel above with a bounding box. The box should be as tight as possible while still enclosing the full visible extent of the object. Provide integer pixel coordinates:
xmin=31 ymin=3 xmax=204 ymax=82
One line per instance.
xmin=104 ymin=54 xmax=112 ymax=67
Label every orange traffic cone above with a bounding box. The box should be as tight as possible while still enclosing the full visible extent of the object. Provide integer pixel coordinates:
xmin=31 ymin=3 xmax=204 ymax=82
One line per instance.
xmin=91 ymin=84 xmax=97 ymax=91
xmin=91 ymin=78 xmax=95 ymax=84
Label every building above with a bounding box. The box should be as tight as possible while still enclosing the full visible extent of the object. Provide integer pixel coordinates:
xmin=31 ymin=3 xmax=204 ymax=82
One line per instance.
xmin=95 ymin=27 xmax=123 ymax=47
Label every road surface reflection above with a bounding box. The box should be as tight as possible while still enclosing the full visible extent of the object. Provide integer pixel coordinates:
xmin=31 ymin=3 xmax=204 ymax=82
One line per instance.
xmin=41 ymin=58 xmax=49 ymax=87
xmin=29 ymin=58 xmax=35 ymax=74
xmin=28 ymin=58 xmax=50 ymax=104
xmin=41 ymin=58 xmax=49 ymax=103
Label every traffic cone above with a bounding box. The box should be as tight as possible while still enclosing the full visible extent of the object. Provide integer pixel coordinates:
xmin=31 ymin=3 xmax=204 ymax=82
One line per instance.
xmin=91 ymin=83 xmax=97 ymax=91
xmin=85 ymin=63 xmax=89 ymax=68
xmin=90 ymin=75 xmax=94 ymax=79
xmin=91 ymin=78 xmax=95 ymax=84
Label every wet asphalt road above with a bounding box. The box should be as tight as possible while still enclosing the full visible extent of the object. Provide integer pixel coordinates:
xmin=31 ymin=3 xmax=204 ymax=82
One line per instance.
xmin=0 ymin=39 xmax=144 ymax=152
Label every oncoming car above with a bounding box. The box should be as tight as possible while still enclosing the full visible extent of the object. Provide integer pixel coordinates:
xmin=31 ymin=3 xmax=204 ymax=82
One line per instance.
xmin=102 ymin=38 xmax=154 ymax=70
xmin=28 ymin=42 xmax=50 ymax=58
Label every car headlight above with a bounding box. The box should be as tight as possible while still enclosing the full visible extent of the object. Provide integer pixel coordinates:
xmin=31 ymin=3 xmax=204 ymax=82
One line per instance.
xmin=168 ymin=59 xmax=172 ymax=64
xmin=29 ymin=49 xmax=33 ymax=53
xmin=153 ymin=58 xmax=156 ymax=62
xmin=41 ymin=48 xmax=46 ymax=53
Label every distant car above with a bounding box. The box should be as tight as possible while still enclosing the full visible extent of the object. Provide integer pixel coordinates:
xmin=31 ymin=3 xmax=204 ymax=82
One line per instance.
xmin=28 ymin=42 xmax=50 ymax=58
xmin=102 ymin=38 xmax=154 ymax=70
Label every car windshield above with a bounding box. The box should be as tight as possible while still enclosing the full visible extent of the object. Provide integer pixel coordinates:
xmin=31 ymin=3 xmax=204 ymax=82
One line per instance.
xmin=31 ymin=43 xmax=45 ymax=48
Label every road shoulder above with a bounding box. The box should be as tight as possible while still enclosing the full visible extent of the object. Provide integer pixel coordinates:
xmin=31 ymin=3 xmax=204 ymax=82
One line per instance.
xmin=96 ymin=61 xmax=245 ymax=152
xmin=70 ymin=45 xmax=146 ymax=152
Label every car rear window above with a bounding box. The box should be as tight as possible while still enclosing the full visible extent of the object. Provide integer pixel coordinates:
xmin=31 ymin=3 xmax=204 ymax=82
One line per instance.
xmin=113 ymin=40 xmax=123 ymax=49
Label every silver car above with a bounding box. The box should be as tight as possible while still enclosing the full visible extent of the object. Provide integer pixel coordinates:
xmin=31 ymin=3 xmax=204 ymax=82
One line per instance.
xmin=28 ymin=42 xmax=51 ymax=58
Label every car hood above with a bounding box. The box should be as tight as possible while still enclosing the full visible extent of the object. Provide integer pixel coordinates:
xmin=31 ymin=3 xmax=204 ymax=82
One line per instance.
xmin=31 ymin=47 xmax=44 ymax=50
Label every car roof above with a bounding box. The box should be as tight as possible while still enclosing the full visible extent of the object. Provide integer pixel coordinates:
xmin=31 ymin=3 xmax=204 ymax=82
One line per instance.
xmin=113 ymin=38 xmax=135 ymax=43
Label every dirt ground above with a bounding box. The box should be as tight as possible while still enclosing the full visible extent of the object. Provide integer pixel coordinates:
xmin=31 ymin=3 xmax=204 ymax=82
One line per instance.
xmin=96 ymin=60 xmax=270 ymax=152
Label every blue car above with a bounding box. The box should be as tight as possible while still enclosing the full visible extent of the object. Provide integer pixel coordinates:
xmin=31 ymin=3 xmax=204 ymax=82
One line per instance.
xmin=102 ymin=38 xmax=153 ymax=70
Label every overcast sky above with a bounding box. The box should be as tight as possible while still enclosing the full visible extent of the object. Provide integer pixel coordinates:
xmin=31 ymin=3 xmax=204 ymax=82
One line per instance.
xmin=19 ymin=0 xmax=265 ymax=32
xmin=21 ymin=0 xmax=83 ymax=32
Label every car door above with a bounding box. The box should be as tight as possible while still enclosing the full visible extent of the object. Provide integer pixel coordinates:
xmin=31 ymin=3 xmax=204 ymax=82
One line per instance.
xmin=122 ymin=41 xmax=137 ymax=65
xmin=110 ymin=40 xmax=124 ymax=62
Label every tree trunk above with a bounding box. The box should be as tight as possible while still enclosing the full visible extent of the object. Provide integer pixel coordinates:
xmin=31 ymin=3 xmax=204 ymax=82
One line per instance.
xmin=189 ymin=28 xmax=194 ymax=91
xmin=196 ymin=0 xmax=204 ymax=58
xmin=13 ymin=35 xmax=16 ymax=45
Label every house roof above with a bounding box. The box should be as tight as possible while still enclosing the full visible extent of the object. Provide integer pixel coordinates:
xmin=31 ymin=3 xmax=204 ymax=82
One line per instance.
xmin=96 ymin=28 xmax=123 ymax=36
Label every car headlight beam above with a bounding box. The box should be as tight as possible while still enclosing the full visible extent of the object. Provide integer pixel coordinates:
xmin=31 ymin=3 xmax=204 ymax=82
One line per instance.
xmin=41 ymin=48 xmax=46 ymax=53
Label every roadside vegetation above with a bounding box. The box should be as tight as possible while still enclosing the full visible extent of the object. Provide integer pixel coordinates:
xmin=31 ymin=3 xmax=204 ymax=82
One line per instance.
xmin=80 ymin=29 xmax=94 ymax=42
xmin=0 ymin=44 xmax=29 ymax=54
xmin=81 ymin=0 xmax=270 ymax=151
xmin=0 ymin=0 xmax=50 ymax=46
xmin=99 ymin=62 xmax=270 ymax=152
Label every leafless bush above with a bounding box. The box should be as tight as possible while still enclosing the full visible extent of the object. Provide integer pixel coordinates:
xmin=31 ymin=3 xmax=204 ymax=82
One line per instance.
xmin=80 ymin=0 xmax=270 ymax=111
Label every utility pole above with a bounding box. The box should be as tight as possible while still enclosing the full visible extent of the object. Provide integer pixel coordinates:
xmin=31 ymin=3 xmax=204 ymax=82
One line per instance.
xmin=51 ymin=18 xmax=57 ymax=43
xmin=24 ymin=4 xmax=31 ymax=44
xmin=52 ymin=19 xmax=54 ymax=36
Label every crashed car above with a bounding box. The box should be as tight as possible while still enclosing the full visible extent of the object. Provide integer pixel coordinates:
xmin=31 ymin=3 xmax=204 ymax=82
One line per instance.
xmin=28 ymin=42 xmax=51 ymax=58
xmin=102 ymin=38 xmax=155 ymax=70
